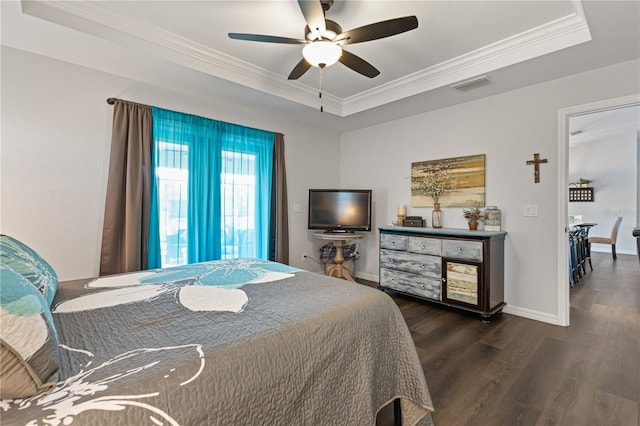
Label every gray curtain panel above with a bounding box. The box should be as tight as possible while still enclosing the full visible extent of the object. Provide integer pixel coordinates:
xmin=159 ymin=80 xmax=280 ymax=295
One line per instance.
xmin=100 ymin=100 xmax=153 ymax=275
xmin=273 ymin=133 xmax=289 ymax=264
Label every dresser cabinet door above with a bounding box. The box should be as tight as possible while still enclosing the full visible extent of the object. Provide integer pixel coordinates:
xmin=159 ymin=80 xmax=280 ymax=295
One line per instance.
xmin=380 ymin=268 xmax=441 ymax=300
xmin=442 ymin=259 xmax=483 ymax=309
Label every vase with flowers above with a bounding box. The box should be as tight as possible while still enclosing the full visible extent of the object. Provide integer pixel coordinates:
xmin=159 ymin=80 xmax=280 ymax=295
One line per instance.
xmin=462 ymin=205 xmax=484 ymax=230
xmin=415 ymin=168 xmax=456 ymax=228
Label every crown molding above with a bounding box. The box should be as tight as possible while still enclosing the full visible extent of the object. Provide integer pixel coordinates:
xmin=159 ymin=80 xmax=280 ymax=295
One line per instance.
xmin=22 ymin=1 xmax=590 ymax=118
xmin=21 ymin=0 xmax=342 ymax=114
xmin=343 ymin=7 xmax=591 ymax=115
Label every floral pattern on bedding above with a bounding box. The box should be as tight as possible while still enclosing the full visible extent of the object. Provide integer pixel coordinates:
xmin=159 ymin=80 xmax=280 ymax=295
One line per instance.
xmin=53 ymin=258 xmax=301 ymax=314
xmin=1 ymin=344 xmax=205 ymax=426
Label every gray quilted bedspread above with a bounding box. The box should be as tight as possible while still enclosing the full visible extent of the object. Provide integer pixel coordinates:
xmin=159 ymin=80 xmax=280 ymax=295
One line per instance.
xmin=1 ymin=259 xmax=433 ymax=425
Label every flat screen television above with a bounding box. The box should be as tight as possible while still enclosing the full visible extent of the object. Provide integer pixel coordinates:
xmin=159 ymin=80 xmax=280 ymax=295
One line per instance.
xmin=308 ymin=189 xmax=372 ymax=232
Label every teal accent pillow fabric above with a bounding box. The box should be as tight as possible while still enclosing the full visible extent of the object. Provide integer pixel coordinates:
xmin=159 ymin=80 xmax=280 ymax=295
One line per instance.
xmin=0 ymin=235 xmax=58 ymax=306
xmin=0 ymin=265 xmax=59 ymax=399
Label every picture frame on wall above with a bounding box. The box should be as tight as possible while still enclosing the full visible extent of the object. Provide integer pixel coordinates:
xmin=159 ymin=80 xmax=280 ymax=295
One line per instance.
xmin=411 ymin=154 xmax=486 ymax=207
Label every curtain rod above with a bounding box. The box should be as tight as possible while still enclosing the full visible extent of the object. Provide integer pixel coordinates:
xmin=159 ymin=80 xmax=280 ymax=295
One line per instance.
xmin=106 ymin=98 xmax=152 ymax=108
xmin=106 ymin=97 xmax=283 ymax=137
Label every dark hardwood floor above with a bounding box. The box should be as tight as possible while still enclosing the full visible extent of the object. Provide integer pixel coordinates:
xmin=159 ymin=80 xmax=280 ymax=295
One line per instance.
xmin=372 ymin=252 xmax=639 ymax=426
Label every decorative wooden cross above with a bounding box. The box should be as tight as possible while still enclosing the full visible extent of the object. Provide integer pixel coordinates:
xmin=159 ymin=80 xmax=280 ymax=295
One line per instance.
xmin=526 ymin=153 xmax=548 ymax=183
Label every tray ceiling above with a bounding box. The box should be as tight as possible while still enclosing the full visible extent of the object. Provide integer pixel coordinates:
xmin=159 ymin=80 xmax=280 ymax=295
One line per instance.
xmin=2 ymin=1 xmax=639 ymax=131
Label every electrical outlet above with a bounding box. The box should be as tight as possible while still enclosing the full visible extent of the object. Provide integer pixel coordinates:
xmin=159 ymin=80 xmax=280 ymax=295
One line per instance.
xmin=301 ymin=252 xmax=307 ymax=262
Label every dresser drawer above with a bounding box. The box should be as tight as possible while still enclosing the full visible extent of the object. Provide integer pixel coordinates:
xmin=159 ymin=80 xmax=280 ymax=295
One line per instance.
xmin=442 ymin=240 xmax=483 ymax=261
xmin=380 ymin=249 xmax=440 ymax=278
xmin=380 ymin=268 xmax=441 ymax=301
xmin=408 ymin=237 xmax=441 ymax=256
xmin=380 ymin=233 xmax=408 ymax=251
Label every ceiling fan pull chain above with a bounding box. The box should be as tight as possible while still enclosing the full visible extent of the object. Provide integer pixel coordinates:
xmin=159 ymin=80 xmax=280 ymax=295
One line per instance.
xmin=319 ymin=66 xmax=324 ymax=112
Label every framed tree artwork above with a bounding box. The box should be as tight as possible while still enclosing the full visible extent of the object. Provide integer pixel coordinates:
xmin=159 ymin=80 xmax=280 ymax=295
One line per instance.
xmin=411 ymin=154 xmax=486 ymax=207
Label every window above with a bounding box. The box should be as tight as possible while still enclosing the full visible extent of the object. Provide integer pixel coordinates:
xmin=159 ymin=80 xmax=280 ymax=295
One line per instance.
xmin=150 ymin=106 xmax=274 ymax=268
xmin=154 ymin=146 xmax=264 ymax=267
xmin=155 ymin=142 xmax=188 ymax=267
xmin=221 ymin=150 xmax=257 ymax=259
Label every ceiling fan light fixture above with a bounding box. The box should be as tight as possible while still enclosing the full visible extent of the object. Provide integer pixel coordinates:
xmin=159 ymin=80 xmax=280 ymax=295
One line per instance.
xmin=302 ymin=41 xmax=342 ymax=67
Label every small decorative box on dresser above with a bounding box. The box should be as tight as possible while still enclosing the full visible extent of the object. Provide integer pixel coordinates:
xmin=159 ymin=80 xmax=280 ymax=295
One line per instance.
xmin=378 ymin=226 xmax=507 ymax=322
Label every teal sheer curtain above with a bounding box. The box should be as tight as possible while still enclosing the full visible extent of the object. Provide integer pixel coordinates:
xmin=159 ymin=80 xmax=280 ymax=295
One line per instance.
xmin=148 ymin=107 xmax=274 ymax=268
xmin=219 ymin=122 xmax=274 ymax=260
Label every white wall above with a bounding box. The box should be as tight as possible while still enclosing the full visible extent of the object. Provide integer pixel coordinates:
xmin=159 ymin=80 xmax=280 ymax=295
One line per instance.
xmin=0 ymin=46 xmax=340 ymax=280
xmin=340 ymin=60 xmax=640 ymax=324
xmin=569 ymin=130 xmax=637 ymax=254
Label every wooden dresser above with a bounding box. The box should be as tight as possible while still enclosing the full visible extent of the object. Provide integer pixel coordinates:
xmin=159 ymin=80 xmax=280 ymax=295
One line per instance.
xmin=378 ymin=226 xmax=507 ymax=322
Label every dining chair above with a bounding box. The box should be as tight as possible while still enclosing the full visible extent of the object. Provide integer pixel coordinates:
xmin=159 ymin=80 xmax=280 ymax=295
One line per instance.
xmin=568 ymin=230 xmax=582 ymax=286
xmin=589 ymin=216 xmax=623 ymax=260
xmin=633 ymin=226 xmax=640 ymax=262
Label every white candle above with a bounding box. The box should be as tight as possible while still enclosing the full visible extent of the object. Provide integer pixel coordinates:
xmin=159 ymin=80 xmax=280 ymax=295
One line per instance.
xmin=398 ymin=204 xmax=406 ymax=216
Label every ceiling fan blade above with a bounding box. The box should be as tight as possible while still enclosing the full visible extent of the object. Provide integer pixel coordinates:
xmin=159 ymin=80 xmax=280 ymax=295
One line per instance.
xmin=336 ymin=16 xmax=418 ymax=45
xmin=228 ymin=33 xmax=306 ymax=44
xmin=339 ymin=50 xmax=380 ymax=78
xmin=288 ymin=58 xmax=312 ymax=80
xmin=297 ymin=0 xmax=326 ymax=39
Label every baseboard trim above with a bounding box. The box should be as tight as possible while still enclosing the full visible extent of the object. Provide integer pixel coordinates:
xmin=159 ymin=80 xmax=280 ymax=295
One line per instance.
xmin=502 ymin=304 xmax=564 ymax=326
xmin=355 ymin=271 xmax=379 ymax=282
xmin=590 ymin=248 xmax=636 ymax=256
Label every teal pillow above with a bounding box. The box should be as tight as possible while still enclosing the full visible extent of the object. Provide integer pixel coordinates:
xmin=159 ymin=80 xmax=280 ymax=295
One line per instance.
xmin=0 ymin=265 xmax=59 ymax=399
xmin=0 ymin=235 xmax=57 ymax=306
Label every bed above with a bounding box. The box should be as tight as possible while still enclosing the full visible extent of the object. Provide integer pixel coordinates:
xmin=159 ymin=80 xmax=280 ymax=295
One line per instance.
xmin=1 ymin=235 xmax=433 ymax=425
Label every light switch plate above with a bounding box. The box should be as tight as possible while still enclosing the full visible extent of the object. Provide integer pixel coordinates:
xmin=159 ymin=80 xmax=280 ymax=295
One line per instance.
xmin=293 ymin=203 xmax=301 ymax=213
xmin=523 ymin=204 xmax=538 ymax=217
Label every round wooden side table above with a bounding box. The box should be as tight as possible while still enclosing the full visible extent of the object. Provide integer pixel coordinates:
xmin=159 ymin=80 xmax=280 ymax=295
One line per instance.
xmin=314 ymin=232 xmax=363 ymax=281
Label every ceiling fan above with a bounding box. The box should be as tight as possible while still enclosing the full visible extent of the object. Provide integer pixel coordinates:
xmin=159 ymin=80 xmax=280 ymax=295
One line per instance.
xmin=228 ymin=0 xmax=419 ymax=80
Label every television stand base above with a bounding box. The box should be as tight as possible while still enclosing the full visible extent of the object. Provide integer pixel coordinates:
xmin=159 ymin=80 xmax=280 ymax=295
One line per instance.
xmin=323 ymin=230 xmax=355 ymax=234
xmin=313 ymin=232 xmax=363 ymax=281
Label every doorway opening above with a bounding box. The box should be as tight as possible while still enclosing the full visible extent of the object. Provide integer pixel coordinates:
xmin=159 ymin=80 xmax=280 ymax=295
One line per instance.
xmin=557 ymin=94 xmax=640 ymax=326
